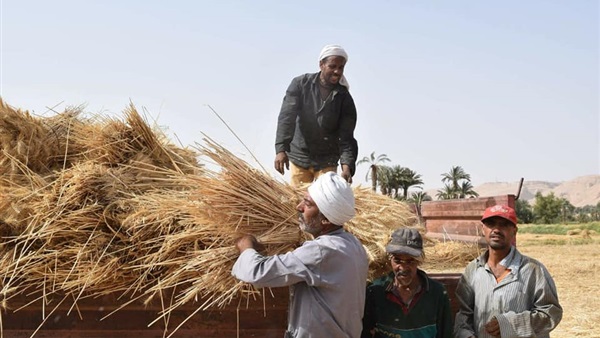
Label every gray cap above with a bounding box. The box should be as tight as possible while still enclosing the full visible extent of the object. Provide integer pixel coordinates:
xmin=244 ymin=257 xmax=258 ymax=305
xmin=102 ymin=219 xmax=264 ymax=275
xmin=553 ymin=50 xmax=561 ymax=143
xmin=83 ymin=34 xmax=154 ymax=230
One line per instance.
xmin=385 ymin=228 xmax=423 ymax=257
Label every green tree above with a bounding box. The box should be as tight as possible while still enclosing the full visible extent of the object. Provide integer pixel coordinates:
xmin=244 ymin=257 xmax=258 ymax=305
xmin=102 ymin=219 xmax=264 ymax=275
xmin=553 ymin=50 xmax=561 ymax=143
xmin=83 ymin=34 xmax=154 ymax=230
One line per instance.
xmin=515 ymin=199 xmax=534 ymax=224
xmin=397 ymin=168 xmax=424 ymax=199
xmin=436 ymin=184 xmax=455 ymax=200
xmin=357 ymin=152 xmax=390 ymax=192
xmin=409 ymin=190 xmax=432 ymax=217
xmin=389 ymin=165 xmax=406 ymax=198
xmin=438 ymin=166 xmax=476 ymax=200
xmin=576 ymin=203 xmax=600 ymax=222
xmin=593 ymin=202 xmax=600 ymax=221
xmin=377 ymin=165 xmax=393 ymax=196
xmin=533 ymin=192 xmax=563 ymax=224
xmin=458 ymin=181 xmax=479 ymax=199
xmin=575 ymin=206 xmax=591 ymax=223
xmin=559 ymin=198 xmax=575 ymax=223
xmin=441 ymin=166 xmax=471 ymax=192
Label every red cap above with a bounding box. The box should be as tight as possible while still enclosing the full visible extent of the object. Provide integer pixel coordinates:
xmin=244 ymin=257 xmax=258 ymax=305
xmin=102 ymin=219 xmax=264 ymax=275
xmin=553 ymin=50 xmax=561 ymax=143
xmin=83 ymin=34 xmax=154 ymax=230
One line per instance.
xmin=481 ymin=205 xmax=517 ymax=226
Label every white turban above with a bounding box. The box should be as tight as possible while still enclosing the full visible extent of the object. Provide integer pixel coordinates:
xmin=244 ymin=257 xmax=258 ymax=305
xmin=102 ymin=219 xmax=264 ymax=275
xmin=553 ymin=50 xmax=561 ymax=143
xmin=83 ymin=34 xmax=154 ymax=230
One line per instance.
xmin=319 ymin=44 xmax=348 ymax=62
xmin=307 ymin=172 xmax=355 ymax=226
xmin=318 ymin=44 xmax=350 ymax=89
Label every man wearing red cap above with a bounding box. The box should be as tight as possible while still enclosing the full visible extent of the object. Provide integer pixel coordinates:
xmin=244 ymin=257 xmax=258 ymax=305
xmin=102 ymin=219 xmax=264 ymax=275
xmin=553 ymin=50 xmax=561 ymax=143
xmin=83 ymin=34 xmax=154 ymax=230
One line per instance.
xmin=454 ymin=205 xmax=563 ymax=338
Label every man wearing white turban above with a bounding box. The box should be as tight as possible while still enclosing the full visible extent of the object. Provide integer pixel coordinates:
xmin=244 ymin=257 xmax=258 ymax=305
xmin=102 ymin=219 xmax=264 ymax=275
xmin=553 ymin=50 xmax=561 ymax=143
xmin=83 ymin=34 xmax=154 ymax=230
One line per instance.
xmin=232 ymin=172 xmax=369 ymax=338
xmin=275 ymin=44 xmax=358 ymax=187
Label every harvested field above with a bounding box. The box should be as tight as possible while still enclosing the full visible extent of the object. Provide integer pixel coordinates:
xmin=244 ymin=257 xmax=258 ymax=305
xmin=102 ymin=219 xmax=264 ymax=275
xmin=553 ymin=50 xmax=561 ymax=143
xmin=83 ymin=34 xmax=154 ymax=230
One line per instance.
xmin=427 ymin=233 xmax=600 ymax=338
xmin=519 ymin=235 xmax=599 ymax=338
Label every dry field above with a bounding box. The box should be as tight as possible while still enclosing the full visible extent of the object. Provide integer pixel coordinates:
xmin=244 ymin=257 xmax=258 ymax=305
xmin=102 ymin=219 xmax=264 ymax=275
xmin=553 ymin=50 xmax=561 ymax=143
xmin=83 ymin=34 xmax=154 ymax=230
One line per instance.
xmin=429 ymin=233 xmax=600 ymax=338
xmin=518 ymin=234 xmax=599 ymax=338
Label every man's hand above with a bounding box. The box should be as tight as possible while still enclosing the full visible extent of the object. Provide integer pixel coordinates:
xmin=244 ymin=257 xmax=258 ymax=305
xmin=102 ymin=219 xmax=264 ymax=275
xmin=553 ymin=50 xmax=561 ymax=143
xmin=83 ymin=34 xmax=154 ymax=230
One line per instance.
xmin=235 ymin=235 xmax=263 ymax=254
xmin=341 ymin=164 xmax=353 ymax=184
xmin=484 ymin=317 xmax=500 ymax=337
xmin=274 ymin=152 xmax=289 ymax=175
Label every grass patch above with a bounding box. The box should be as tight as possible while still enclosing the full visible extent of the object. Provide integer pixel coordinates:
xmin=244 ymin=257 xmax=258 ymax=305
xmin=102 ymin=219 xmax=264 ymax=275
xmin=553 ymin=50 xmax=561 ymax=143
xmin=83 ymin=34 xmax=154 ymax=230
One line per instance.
xmin=516 ymin=222 xmax=600 ymax=247
xmin=534 ymin=238 xmax=596 ymax=246
xmin=519 ymin=224 xmax=566 ymax=235
xmin=519 ymin=222 xmax=600 ymax=235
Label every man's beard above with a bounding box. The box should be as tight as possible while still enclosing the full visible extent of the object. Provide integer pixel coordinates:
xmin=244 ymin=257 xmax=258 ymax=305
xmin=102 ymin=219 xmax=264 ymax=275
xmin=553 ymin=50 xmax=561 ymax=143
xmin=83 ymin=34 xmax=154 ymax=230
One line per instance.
xmin=394 ymin=270 xmax=414 ymax=287
xmin=299 ymin=214 xmax=324 ymax=236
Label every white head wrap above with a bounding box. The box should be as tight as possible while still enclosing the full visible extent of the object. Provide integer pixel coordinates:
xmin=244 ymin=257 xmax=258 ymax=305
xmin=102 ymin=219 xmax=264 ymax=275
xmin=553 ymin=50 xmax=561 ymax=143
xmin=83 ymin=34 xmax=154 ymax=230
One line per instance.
xmin=318 ymin=44 xmax=350 ymax=89
xmin=307 ymin=172 xmax=355 ymax=226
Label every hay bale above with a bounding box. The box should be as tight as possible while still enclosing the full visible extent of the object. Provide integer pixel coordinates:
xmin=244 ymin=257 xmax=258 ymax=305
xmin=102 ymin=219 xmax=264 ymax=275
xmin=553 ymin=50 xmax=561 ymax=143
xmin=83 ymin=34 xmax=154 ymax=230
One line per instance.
xmin=581 ymin=229 xmax=591 ymax=239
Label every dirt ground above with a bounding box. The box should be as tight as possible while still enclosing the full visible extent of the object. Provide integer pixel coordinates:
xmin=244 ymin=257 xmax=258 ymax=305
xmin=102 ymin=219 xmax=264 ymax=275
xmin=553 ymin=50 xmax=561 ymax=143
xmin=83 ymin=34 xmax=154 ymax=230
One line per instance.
xmin=429 ymin=233 xmax=599 ymax=338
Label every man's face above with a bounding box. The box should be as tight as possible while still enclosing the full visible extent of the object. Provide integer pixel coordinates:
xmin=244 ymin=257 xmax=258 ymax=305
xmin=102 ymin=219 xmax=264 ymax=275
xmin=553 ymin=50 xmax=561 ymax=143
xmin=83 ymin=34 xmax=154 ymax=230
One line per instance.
xmin=296 ymin=193 xmax=324 ymax=236
xmin=482 ymin=217 xmax=517 ymax=250
xmin=390 ymin=254 xmax=419 ymax=287
xmin=319 ymin=56 xmax=346 ymax=86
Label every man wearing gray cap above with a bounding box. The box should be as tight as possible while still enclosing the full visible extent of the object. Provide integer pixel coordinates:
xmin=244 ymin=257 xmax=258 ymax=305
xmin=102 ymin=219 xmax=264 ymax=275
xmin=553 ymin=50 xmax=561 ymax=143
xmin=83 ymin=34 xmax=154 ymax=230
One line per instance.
xmin=362 ymin=228 xmax=453 ymax=338
xmin=274 ymin=44 xmax=358 ymax=186
xmin=232 ymin=172 xmax=369 ymax=338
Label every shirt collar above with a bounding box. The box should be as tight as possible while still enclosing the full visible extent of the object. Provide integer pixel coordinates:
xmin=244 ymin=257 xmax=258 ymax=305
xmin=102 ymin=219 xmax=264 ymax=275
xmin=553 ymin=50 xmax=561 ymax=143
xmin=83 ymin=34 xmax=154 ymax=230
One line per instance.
xmin=476 ymin=245 xmax=522 ymax=271
xmin=499 ymin=245 xmax=515 ymax=267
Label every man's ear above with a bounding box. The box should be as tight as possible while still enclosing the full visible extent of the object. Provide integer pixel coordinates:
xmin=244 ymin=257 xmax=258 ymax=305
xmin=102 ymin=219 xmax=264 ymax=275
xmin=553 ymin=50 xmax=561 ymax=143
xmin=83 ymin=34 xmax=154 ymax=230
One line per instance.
xmin=321 ymin=217 xmax=332 ymax=225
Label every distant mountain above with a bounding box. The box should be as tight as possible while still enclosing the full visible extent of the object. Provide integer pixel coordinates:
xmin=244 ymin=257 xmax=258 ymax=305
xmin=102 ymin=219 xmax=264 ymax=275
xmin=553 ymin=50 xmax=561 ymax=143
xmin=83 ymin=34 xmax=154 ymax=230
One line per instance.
xmin=425 ymin=175 xmax=600 ymax=208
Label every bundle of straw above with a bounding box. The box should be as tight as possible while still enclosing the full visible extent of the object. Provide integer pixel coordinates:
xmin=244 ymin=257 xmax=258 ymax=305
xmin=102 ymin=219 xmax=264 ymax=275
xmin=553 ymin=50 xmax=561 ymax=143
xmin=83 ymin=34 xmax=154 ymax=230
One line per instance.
xmin=0 ymin=100 xmax=431 ymax=336
xmin=0 ymin=99 xmax=64 ymax=180
xmin=423 ymin=240 xmax=482 ymax=271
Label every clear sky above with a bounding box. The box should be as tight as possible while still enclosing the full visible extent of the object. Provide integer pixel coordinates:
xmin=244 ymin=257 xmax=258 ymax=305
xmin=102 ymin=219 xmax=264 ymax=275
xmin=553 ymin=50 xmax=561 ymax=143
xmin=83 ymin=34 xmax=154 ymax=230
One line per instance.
xmin=1 ymin=0 xmax=598 ymax=191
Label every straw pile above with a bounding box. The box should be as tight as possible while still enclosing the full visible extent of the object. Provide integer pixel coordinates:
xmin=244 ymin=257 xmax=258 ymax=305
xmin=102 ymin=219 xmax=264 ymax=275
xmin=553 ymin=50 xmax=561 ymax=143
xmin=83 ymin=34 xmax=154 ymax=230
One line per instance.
xmin=423 ymin=240 xmax=482 ymax=271
xmin=0 ymin=99 xmax=422 ymax=335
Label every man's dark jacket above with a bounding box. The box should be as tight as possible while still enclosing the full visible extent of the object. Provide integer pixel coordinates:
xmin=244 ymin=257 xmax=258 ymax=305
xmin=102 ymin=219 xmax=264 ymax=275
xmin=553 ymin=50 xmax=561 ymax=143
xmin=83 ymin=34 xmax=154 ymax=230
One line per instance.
xmin=275 ymin=72 xmax=358 ymax=175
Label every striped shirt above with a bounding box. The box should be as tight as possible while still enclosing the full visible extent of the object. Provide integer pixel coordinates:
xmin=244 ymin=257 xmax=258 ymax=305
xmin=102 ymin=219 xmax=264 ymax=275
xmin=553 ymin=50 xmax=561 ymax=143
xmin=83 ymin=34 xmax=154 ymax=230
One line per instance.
xmin=454 ymin=246 xmax=562 ymax=338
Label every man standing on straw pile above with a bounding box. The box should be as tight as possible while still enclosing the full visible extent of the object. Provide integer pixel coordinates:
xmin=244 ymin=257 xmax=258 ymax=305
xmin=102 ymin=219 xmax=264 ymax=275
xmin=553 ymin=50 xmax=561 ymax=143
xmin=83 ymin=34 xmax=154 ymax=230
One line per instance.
xmin=232 ymin=172 xmax=369 ymax=338
xmin=361 ymin=228 xmax=453 ymax=338
xmin=454 ymin=205 xmax=563 ymax=338
xmin=274 ymin=44 xmax=358 ymax=186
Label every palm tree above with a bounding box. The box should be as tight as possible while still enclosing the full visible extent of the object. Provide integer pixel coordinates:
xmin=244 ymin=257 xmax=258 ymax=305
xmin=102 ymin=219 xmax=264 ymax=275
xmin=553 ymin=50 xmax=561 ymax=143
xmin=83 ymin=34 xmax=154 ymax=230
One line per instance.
xmin=357 ymin=152 xmax=390 ymax=192
xmin=458 ymin=181 xmax=479 ymax=198
xmin=410 ymin=190 xmax=432 ymax=204
xmin=409 ymin=190 xmax=432 ymax=217
xmin=389 ymin=165 xmax=406 ymax=198
xmin=441 ymin=166 xmax=471 ymax=191
xmin=376 ymin=165 xmax=393 ymax=196
xmin=397 ymin=167 xmax=424 ymax=199
xmin=436 ymin=184 xmax=456 ymax=200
